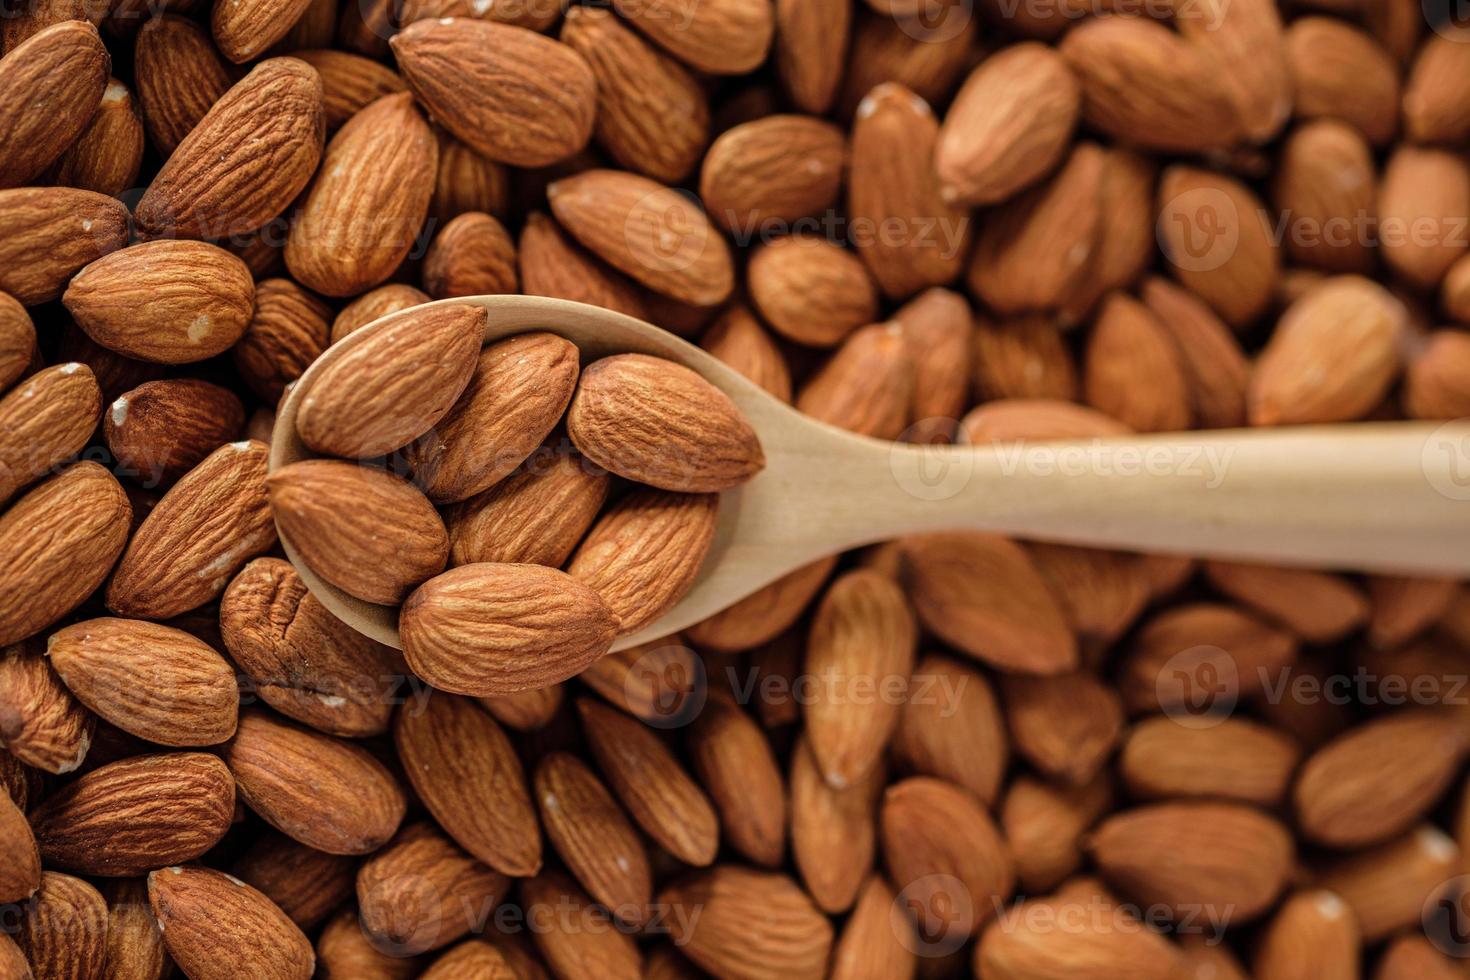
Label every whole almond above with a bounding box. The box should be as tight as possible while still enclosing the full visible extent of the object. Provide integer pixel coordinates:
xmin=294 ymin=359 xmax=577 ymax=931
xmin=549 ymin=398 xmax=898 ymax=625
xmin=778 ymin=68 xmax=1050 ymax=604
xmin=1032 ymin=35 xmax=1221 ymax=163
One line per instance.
xmin=612 ymin=0 xmax=772 ymax=75
xmin=517 ymin=211 xmax=649 ymax=320
xmin=1366 ymin=573 xmax=1457 ymax=648
xmin=295 ymin=302 xmax=485 ymax=459
xmin=107 ymin=440 xmax=275 ymax=619
xmin=0 ymin=640 xmax=95 ymax=774
xmin=293 ymin=48 xmax=407 ymax=129
xmin=431 ymin=131 xmax=510 ymax=222
xmin=700 ymin=305 xmax=794 ymax=404
xmin=935 ymin=43 xmax=1079 ymax=206
xmin=446 ymin=446 xmax=610 ymax=567
xmin=1375 ymin=934 xmax=1464 ymax=980
xmin=423 ymin=212 xmax=518 ymax=299
xmin=132 ymin=15 xmax=233 ymax=156
xmin=1121 ymin=716 xmax=1301 ymax=806
xmin=212 ymin=0 xmax=314 ymax=62
xmin=480 ymin=684 xmax=564 ymax=733
xmin=1026 ymin=544 xmax=1149 ymax=646
xmin=330 ymin=283 xmax=431 ymax=344
xmin=689 ymin=696 xmax=787 ymax=868
xmin=1317 ymin=826 xmax=1459 ymax=942
xmin=1272 ymin=120 xmax=1377 ymax=274
xmin=567 ymin=489 xmax=719 ymax=635
xmin=748 ymin=234 xmax=878 ymax=347
xmin=1059 ymin=146 xmax=1157 ymax=324
xmin=356 ymin=822 xmax=509 ymax=955
xmin=105 ymin=379 xmax=246 ymax=487
xmin=523 ymin=871 xmax=643 ymax=980
xmin=534 ymin=751 xmax=652 ymax=923
xmin=0 ymin=789 xmax=39 ymax=902
xmin=972 ymin=314 xmax=1076 ymax=404
xmin=1403 ymin=33 xmax=1470 ymax=142
xmin=577 ymin=697 xmax=720 ymax=867
xmin=230 ymin=831 xmax=356 ymax=931
xmin=1406 ymin=329 xmax=1470 ymax=419
xmin=46 ymin=77 xmax=144 ymax=196
xmin=894 ymin=288 xmax=972 ymax=442
xmin=18 ymin=872 xmax=108 ymax=980
xmin=685 ymin=556 xmax=834 ymax=653
xmin=0 ymin=187 xmax=129 ymax=306
xmin=1202 ymin=560 xmax=1368 ymax=643
xmin=1285 ymin=16 xmax=1399 ymax=145
xmin=29 ymin=753 xmax=235 ymax=874
xmin=0 ymin=293 xmax=34 ymax=392
xmin=796 ymin=321 xmax=913 ymax=439
xmin=285 ymin=92 xmax=436 ymax=297
xmin=136 ymin=57 xmax=324 ymax=240
xmin=419 ymin=940 xmax=518 ymax=979
xmin=1002 ymin=774 xmax=1113 ymax=894
xmin=392 ymin=18 xmax=595 ymax=167
xmin=1378 ymin=146 xmax=1470 ymax=289
xmin=64 ymin=241 xmax=256 ymax=364
xmin=1118 ymin=602 xmax=1298 ymax=712
xmin=268 ymin=460 xmax=449 ymax=605
xmin=774 ymin=0 xmax=848 ymax=114
xmin=98 ymin=878 xmax=170 ymax=980
xmin=394 ymin=692 xmax=542 ymax=876
xmin=220 ymin=556 xmax=404 ymax=737
xmin=233 ymin=279 xmax=331 ymax=403
xmin=0 ymin=362 xmax=100 ymax=508
xmin=790 ymin=735 xmax=881 ymax=913
xmin=0 ymin=21 xmax=110 ymax=188
xmin=0 ymin=463 xmax=130 ymax=647
xmin=828 ymin=876 xmax=916 ymax=980
xmin=699 ymin=114 xmax=844 ymax=233
xmin=48 ymin=618 xmax=238 ymax=747
xmin=408 ymin=332 xmax=577 ymax=503
xmin=1253 ymin=889 xmax=1358 ymax=980
xmin=892 ymin=654 xmax=1007 ymax=804
xmin=149 ymin=865 xmax=314 ymax=980
xmin=1181 ymin=0 xmax=1290 ymax=143
xmin=1004 ymin=672 xmax=1123 ymax=785
xmin=580 ymin=639 xmax=706 ymax=726
xmin=1139 ymin=276 xmax=1250 ymax=429
xmin=225 ymin=709 xmax=406 ymax=855
xmin=1084 ymin=292 xmax=1191 ymax=432
xmin=898 ymin=532 xmax=1078 ymax=675
xmin=548 ymin=169 xmax=735 ymax=307
xmin=657 ymin=867 xmax=832 ymax=980
xmin=317 ymin=906 xmax=424 ymax=979
xmin=839 ymin=9 xmax=976 ymax=119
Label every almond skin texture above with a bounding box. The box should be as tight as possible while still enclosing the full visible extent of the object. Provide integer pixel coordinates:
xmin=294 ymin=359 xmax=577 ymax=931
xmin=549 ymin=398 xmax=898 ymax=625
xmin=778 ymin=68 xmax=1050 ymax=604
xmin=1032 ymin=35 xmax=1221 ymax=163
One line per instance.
xmin=892 ymin=654 xmax=1007 ymax=805
xmin=898 ymin=532 xmax=1078 ymax=675
xmin=29 ymin=753 xmax=235 ymax=875
xmin=293 ymin=48 xmax=407 ymax=129
xmin=132 ymin=14 xmax=233 ymax=157
xmin=0 ymin=21 xmax=110 ymax=188
xmin=1379 ymin=146 xmax=1470 ymax=290
xmin=422 ymin=211 xmax=518 ymax=299
xmin=689 ymin=697 xmax=787 ymax=869
xmin=107 ymin=440 xmax=276 ymax=620
xmin=548 ymin=169 xmax=735 ymax=307
xmin=212 ymin=0 xmax=314 ymax=62
xmin=1004 ymin=672 xmax=1123 ymax=785
xmin=657 ymin=867 xmax=832 ymax=980
xmin=267 ymin=460 xmax=449 ymax=606
xmin=612 ymin=0 xmax=772 ymax=75
xmin=936 ymin=43 xmax=1080 ymax=206
xmin=0 ymin=362 xmax=100 ymax=509
xmin=285 ymin=92 xmax=437 ymax=297
xmin=233 ymin=278 xmax=332 ymax=403
xmin=1139 ymin=276 xmax=1249 ymax=429
xmin=829 ymin=876 xmax=916 ymax=980
xmin=567 ymin=354 xmax=764 ymax=492
xmin=567 ymin=488 xmax=719 ymax=635
xmin=330 ymin=283 xmax=431 ymax=344
xmin=105 ymin=379 xmax=246 ymax=488
xmin=700 ymin=305 xmax=793 ymax=404
xmin=295 ymin=303 xmax=485 ymax=459
xmin=699 ymin=115 xmax=845 ymax=233
xmin=47 ymin=77 xmax=142 ymax=195
xmin=149 ymin=866 xmax=315 ymax=980
xmin=0 ymin=187 xmax=129 ymax=306
xmin=0 ymin=641 xmax=95 ymax=776
xmin=400 ymin=563 xmax=619 ymax=696
xmin=774 ymin=0 xmax=848 ymax=114
xmin=517 ymin=211 xmax=649 ymax=320
xmin=447 ymin=447 xmax=611 ymax=567
xmin=393 ymin=692 xmax=542 ymax=877
xmin=0 ymin=462 xmax=130 ymax=648
xmin=790 ymin=736 xmax=882 ymax=914
xmin=18 ymin=871 xmax=108 ymax=980
xmin=64 ymin=241 xmax=256 ymax=365
xmin=136 ymin=57 xmax=325 ymax=240
xmin=225 ymin=709 xmax=407 ymax=855
xmin=684 ymin=555 xmax=834 ymax=653
xmin=523 ymin=871 xmax=643 ymax=980
xmin=748 ymin=235 xmax=879 ymax=347
xmin=577 ymin=698 xmax=720 ymax=867
xmin=1121 ymin=716 xmax=1301 ymax=807
xmin=1084 ymin=293 xmax=1191 ymax=433
xmin=230 ymin=831 xmax=357 ymax=931
xmin=0 ymin=787 xmax=39 ymax=902
xmin=47 ymin=618 xmax=239 ymax=747
xmin=407 ymin=332 xmax=578 ymax=503
xmin=391 ymin=18 xmax=595 ymax=167
xmin=0 ymin=292 xmax=34 ymax=390
xmin=797 ymin=321 xmax=913 ymax=439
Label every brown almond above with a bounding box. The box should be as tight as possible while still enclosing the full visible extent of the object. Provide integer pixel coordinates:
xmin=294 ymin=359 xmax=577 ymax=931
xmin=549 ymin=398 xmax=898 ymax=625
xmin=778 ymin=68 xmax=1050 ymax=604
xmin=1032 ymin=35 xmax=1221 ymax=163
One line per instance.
xmin=657 ymin=867 xmax=832 ymax=980
xmin=233 ymin=279 xmax=332 ymax=403
xmin=447 ymin=446 xmax=610 ymax=567
xmin=1406 ymin=329 xmax=1470 ymax=419
xmin=700 ymin=305 xmax=794 ymax=403
xmin=479 ymin=685 xmax=564 ymax=733
xmin=774 ymin=0 xmax=848 ymax=114
xmin=0 ymin=640 xmax=95 ymax=774
xmin=137 ymin=57 xmax=325 ymax=240
xmin=132 ymin=15 xmax=233 ymax=157
xmin=294 ymin=48 xmax=407 ymax=129
xmin=0 ymin=783 xmax=39 ymax=902
xmin=1202 ymin=560 xmax=1368 ymax=643
xmin=789 ymin=735 xmax=881 ymax=914
xmin=1404 ymin=32 xmax=1470 ymax=142
xmin=1253 ymin=889 xmax=1358 ymax=980
xmin=392 ymin=18 xmax=595 ymax=167
xmin=30 ymin=753 xmax=235 ymax=875
xmin=1272 ymin=120 xmax=1377 ymax=274
xmin=1026 ymin=544 xmax=1150 ymax=647
xmin=18 ymin=872 xmax=108 ymax=980
xmin=612 ymin=0 xmax=772 ymax=75
xmin=958 ymin=398 xmax=1131 ymax=446
xmin=330 ymin=284 xmax=429 ymax=344
xmin=892 ymin=654 xmax=1006 ymax=805
xmin=46 ymin=77 xmax=144 ymax=196
xmin=107 ymin=440 xmax=276 ymax=619
xmin=523 ymin=871 xmax=642 ymax=980
xmin=839 ymin=8 xmax=976 ymax=119
xmin=394 ymin=692 xmax=542 ymax=876
xmin=225 ymin=709 xmax=406 ymax=855
xmin=149 ymin=865 xmax=314 ymax=980
xmin=0 ymin=292 xmax=34 ymax=392
xmin=48 ymin=618 xmax=238 ymax=747
xmin=972 ymin=314 xmax=1076 ymax=404
xmin=422 ymin=212 xmax=518 ymax=299
xmin=895 ymin=288 xmax=972 ymax=441
xmin=408 ymin=332 xmax=577 ymax=503
xmin=268 ymin=460 xmax=449 ymax=606
xmin=1139 ymin=276 xmax=1251 ymax=429
xmin=1379 ymin=146 xmax=1470 ymax=289
xmin=749 ymin=234 xmax=879 ymax=347
xmin=796 ymin=321 xmax=913 ymax=439
xmin=699 ymin=115 xmax=844 ymax=233
xmin=1001 ymin=774 xmax=1113 ymax=894
xmin=431 ymin=132 xmax=509 ymax=222
xmin=517 ymin=211 xmax=649 ymax=320
xmin=1121 ymin=715 xmax=1301 ymax=806
xmin=97 ymin=878 xmax=170 ymax=980
xmin=1059 ymin=146 xmax=1157 ymax=324
xmin=401 ymin=563 xmax=618 ymax=696
xmin=1367 ymin=573 xmax=1459 ymax=648
xmin=1083 ymin=292 xmax=1191 ymax=432
xmin=0 ymin=363 xmax=100 ymax=509
xmin=685 ymin=556 xmax=835 ymax=654
xmin=1003 ymin=672 xmax=1123 ymax=785
xmin=0 ymin=187 xmax=129 ymax=306
xmin=212 ymin=0 xmax=314 ymax=62
xmin=0 ymin=21 xmax=110 ymax=188
xmin=105 ymin=379 xmax=246 ymax=488
xmin=1317 ymin=826 xmax=1459 ymax=942
xmin=689 ymin=696 xmax=786 ymax=868
xmin=230 ymin=830 xmax=357 ymax=931
xmin=296 ymin=302 xmax=485 ymax=459
xmin=828 ymin=876 xmax=916 ymax=980
xmin=1285 ymin=16 xmax=1399 ymax=145
xmin=317 ymin=906 xmax=424 ymax=979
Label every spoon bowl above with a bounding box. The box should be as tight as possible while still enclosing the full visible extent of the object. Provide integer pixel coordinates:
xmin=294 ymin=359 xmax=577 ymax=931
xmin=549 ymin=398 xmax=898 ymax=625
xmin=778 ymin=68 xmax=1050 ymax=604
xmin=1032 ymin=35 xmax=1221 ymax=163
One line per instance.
xmin=273 ymin=295 xmax=1470 ymax=652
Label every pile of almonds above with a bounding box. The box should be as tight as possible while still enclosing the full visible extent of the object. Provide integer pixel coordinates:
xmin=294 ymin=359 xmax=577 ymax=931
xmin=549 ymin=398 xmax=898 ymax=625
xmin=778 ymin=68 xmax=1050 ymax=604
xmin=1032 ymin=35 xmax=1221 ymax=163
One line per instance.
xmin=1 ymin=0 xmax=1470 ymax=974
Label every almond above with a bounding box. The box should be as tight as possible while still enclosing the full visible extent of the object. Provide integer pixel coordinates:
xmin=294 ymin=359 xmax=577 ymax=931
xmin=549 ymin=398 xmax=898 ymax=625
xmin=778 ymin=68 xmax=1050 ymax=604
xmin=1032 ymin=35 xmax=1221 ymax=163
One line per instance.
xmin=107 ymin=440 xmax=276 ymax=619
xmin=1271 ymin=120 xmax=1377 ymax=274
xmin=431 ymin=131 xmax=510 ymax=222
xmin=1003 ymin=672 xmax=1123 ymax=785
xmin=894 ymin=288 xmax=972 ymax=441
xmin=149 ymin=865 xmax=315 ymax=980
xmin=295 ymin=302 xmax=485 ymax=459
xmin=577 ymin=697 xmax=720 ymax=867
xmin=881 ymin=776 xmax=1016 ymax=942
xmin=419 ymin=939 xmax=518 ymax=979
xmin=789 ymin=735 xmax=881 ymax=913
xmin=1249 ymin=275 xmax=1406 ymax=425
xmin=98 ymin=878 xmax=170 ymax=980
xmin=959 ymin=397 xmax=1130 ymax=446
xmin=136 ymin=57 xmax=325 ymax=240
xmin=18 ymin=872 xmax=108 ymax=980
xmin=1026 ymin=544 xmax=1149 ymax=647
xmin=401 ymin=563 xmax=618 ymax=696
xmin=699 ymin=114 xmax=844 ymax=233
xmin=105 ymin=379 xmax=246 ymax=488
xmin=1121 ymin=716 xmax=1301 ymax=806
xmin=1285 ymin=16 xmax=1399 ymax=146
xmin=225 ymin=709 xmax=406 ymax=855
xmin=579 ymin=638 xmax=704 ymax=726
xmin=534 ymin=750 xmax=652 ymax=923
xmin=774 ymin=0 xmax=848 ymax=114
xmin=1254 ymin=889 xmax=1358 ymax=980
xmin=1001 ymin=774 xmax=1113 ymax=893
xmin=47 ymin=618 xmax=239 ymax=747
xmin=220 ymin=556 xmax=406 ymax=737
xmin=1089 ymin=802 xmax=1293 ymax=922
xmin=0 ymin=187 xmax=129 ymax=306
xmin=1366 ymin=573 xmax=1458 ymax=648
xmin=1059 ymin=146 xmax=1157 ymax=324
xmin=685 ymin=556 xmax=834 ymax=653
xmin=699 ymin=305 xmax=794 ymax=403
xmin=0 ymin=640 xmax=95 ymax=774
xmin=0 ymin=784 xmax=39 ymax=902
xmin=46 ymin=77 xmax=144 ymax=197
xmin=230 ymin=830 xmax=357 ymax=930
xmin=285 ymin=92 xmax=436 ymax=297
xmin=393 ymin=692 xmax=542 ymax=876
xmin=1375 ymin=935 xmax=1463 ymax=980
xmin=548 ymin=169 xmax=734 ymax=307
xmin=446 ymin=445 xmax=609 ymax=567
xmin=64 ymin=241 xmax=256 ymax=364
xmin=392 ymin=18 xmax=595 ymax=167
xmin=269 ymin=461 xmax=447 ymax=605
xmin=612 ymin=0 xmax=772 ymax=75
xmin=293 ymin=48 xmax=407 ymax=130
xmin=517 ymin=211 xmax=649 ymax=320
xmin=212 ymin=0 xmax=315 ymax=62
xmin=1084 ymin=292 xmax=1192 ymax=432
xmin=972 ymin=314 xmax=1076 ymax=403
xmin=1403 ymin=32 xmax=1470 ymax=142
xmin=422 ymin=211 xmax=518 ymax=299
xmin=1317 ymin=826 xmax=1459 ymax=942
xmin=408 ymin=332 xmax=577 ymax=503
xmin=839 ymin=9 xmax=976 ymax=119
xmin=0 ymin=292 xmax=34 ymax=392
xmin=748 ymin=234 xmax=878 ymax=347
xmin=356 ymin=822 xmax=510 ymax=955
xmin=796 ymin=321 xmax=913 ymax=438
xmin=897 ymin=532 xmax=1078 ymax=675
xmin=330 ymin=284 xmax=431 ymax=344
xmin=1378 ymin=146 xmax=1470 ymax=289
xmin=828 ymin=876 xmax=916 ymax=980
xmin=523 ymin=871 xmax=643 ymax=980
xmin=1406 ymin=329 xmax=1470 ymax=419
xmin=657 ymin=867 xmax=832 ymax=980
xmin=892 ymin=654 xmax=1006 ymax=805
xmin=132 ymin=14 xmax=233 ymax=157
xmin=1202 ymin=560 xmax=1368 ymax=643
xmin=29 ymin=753 xmax=235 ymax=874
xmin=0 ymin=21 xmax=110 ymax=188
xmin=1138 ymin=276 xmax=1250 ymax=429
xmin=0 ymin=362 xmax=100 ymax=508
xmin=689 ymin=696 xmax=787 ymax=868
xmin=317 ymin=906 xmax=424 ymax=979
xmin=233 ymin=279 xmax=332 ymax=403
xmin=480 ymin=684 xmax=564 ymax=733
xmin=0 ymin=462 xmax=130 ymax=648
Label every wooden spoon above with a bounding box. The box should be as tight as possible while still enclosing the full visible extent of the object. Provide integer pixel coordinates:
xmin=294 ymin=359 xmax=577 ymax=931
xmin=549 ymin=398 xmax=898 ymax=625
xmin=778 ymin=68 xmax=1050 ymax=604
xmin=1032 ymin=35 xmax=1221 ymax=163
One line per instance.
xmin=271 ymin=295 xmax=1470 ymax=652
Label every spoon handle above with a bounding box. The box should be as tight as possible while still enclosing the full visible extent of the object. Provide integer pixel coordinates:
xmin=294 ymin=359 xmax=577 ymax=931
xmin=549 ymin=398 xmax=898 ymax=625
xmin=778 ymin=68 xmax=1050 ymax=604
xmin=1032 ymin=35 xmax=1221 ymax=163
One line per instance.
xmin=815 ymin=421 xmax=1470 ymax=575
